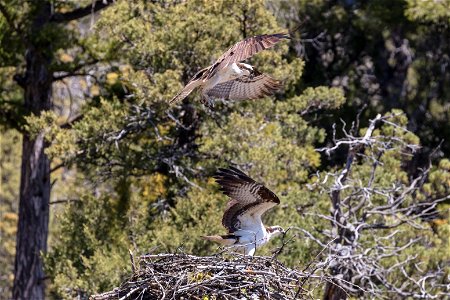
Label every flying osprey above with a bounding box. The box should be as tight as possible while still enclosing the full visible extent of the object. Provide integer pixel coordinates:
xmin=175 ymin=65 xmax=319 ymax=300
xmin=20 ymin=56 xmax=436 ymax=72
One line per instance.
xmin=203 ymin=167 xmax=284 ymax=256
xmin=169 ymin=33 xmax=290 ymax=107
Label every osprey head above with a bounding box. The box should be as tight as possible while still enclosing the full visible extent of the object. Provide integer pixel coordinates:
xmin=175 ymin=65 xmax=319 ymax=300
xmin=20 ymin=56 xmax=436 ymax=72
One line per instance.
xmin=266 ymin=225 xmax=285 ymax=238
xmin=236 ymin=63 xmax=253 ymax=76
xmin=242 ymin=68 xmax=251 ymax=76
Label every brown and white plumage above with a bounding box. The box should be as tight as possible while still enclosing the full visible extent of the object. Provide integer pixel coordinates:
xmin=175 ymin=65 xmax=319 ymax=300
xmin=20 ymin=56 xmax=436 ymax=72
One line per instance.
xmin=169 ymin=33 xmax=289 ymax=106
xmin=202 ymin=167 xmax=284 ymax=255
xmin=204 ymin=33 xmax=289 ymax=79
xmin=205 ymin=70 xmax=282 ymax=101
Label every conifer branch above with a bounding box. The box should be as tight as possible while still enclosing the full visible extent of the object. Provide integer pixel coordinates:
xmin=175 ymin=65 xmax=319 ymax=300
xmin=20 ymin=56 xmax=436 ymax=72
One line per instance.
xmin=49 ymin=199 xmax=81 ymax=205
xmin=50 ymin=0 xmax=115 ymax=23
xmin=53 ymin=72 xmax=98 ymax=82
xmin=0 ymin=2 xmax=17 ymax=32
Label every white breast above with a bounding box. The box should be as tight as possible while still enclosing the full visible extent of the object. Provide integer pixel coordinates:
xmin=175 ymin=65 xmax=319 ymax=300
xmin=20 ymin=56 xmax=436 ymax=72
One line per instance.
xmin=231 ymin=218 xmax=269 ymax=255
xmin=204 ymin=63 xmax=245 ymax=90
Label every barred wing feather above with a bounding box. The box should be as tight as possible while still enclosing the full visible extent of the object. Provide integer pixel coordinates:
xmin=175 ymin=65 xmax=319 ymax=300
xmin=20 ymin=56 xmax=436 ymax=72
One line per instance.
xmin=214 ymin=167 xmax=280 ymax=232
xmin=206 ymin=74 xmax=281 ymax=101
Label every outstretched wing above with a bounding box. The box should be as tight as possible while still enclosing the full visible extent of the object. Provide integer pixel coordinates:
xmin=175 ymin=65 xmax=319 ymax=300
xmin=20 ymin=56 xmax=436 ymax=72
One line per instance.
xmin=206 ymin=33 xmax=290 ymax=79
xmin=205 ymin=71 xmax=282 ymax=101
xmin=169 ymin=67 xmax=209 ymax=104
xmin=214 ymin=167 xmax=280 ymax=232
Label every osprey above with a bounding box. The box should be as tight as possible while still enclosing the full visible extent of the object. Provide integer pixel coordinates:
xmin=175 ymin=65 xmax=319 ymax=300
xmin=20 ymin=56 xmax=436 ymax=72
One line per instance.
xmin=203 ymin=167 xmax=284 ymax=256
xmin=169 ymin=33 xmax=290 ymax=107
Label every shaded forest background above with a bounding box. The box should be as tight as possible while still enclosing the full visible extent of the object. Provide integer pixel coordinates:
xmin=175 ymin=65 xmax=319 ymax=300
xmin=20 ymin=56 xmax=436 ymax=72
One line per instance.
xmin=0 ymin=0 xmax=448 ymax=299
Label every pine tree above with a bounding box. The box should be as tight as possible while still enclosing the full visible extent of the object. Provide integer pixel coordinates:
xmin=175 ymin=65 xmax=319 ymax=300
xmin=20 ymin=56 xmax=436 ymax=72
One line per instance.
xmin=0 ymin=1 xmax=114 ymax=298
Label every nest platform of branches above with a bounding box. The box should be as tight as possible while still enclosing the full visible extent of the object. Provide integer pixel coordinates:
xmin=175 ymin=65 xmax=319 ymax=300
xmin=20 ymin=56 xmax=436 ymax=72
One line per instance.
xmin=91 ymin=253 xmax=323 ymax=300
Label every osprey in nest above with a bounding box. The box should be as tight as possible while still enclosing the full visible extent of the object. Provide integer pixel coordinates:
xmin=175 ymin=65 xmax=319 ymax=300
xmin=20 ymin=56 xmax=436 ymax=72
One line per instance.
xmin=203 ymin=167 xmax=284 ymax=256
xmin=169 ymin=33 xmax=290 ymax=107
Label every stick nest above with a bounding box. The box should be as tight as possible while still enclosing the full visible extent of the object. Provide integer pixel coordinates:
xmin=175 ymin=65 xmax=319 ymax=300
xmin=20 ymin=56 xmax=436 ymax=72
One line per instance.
xmin=91 ymin=253 xmax=317 ymax=300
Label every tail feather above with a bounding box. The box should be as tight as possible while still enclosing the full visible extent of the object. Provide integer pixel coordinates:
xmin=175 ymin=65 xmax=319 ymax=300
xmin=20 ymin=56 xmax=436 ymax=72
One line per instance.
xmin=168 ymin=80 xmax=202 ymax=105
xmin=202 ymin=235 xmax=238 ymax=246
xmin=169 ymin=89 xmax=190 ymax=104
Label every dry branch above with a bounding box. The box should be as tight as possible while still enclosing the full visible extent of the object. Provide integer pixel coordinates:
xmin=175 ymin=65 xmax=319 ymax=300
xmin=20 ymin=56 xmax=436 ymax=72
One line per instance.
xmin=313 ymin=113 xmax=449 ymax=299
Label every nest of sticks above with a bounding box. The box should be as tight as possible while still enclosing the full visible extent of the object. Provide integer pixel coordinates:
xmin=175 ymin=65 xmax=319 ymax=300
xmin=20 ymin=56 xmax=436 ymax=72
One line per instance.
xmin=91 ymin=253 xmax=321 ymax=300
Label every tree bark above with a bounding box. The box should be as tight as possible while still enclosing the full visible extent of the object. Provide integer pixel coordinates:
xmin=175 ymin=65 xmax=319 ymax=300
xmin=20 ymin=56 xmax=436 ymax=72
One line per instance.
xmin=12 ymin=3 xmax=52 ymax=299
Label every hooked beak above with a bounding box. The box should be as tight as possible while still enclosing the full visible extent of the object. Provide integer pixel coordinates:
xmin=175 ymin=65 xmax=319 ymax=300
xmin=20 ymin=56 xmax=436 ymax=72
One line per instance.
xmin=281 ymin=227 xmax=291 ymax=236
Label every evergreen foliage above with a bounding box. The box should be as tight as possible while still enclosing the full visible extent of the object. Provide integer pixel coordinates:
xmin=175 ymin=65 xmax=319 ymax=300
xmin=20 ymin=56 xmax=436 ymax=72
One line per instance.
xmin=0 ymin=0 xmax=448 ymax=298
xmin=0 ymin=129 xmax=21 ymax=294
xmin=276 ymin=0 xmax=450 ymax=157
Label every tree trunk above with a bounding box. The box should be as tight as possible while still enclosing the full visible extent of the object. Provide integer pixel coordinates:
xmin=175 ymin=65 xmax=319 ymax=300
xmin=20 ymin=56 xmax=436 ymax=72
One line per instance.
xmin=13 ymin=134 xmax=51 ymax=300
xmin=12 ymin=3 xmax=52 ymax=299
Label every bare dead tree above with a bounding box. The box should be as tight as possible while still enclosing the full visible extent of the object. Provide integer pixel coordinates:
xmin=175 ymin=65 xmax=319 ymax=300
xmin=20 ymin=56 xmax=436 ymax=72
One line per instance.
xmin=300 ymin=113 xmax=449 ymax=299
